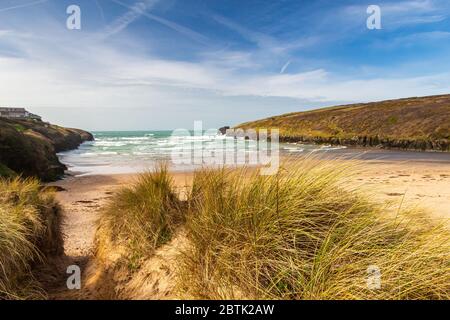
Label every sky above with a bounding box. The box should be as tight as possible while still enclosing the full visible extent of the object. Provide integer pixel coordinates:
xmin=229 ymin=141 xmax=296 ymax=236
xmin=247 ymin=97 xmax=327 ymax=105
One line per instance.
xmin=0 ymin=0 xmax=449 ymax=130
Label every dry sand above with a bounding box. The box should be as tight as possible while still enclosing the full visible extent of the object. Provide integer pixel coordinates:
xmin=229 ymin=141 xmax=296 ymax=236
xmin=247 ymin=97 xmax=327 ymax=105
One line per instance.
xmin=48 ymin=172 xmax=194 ymax=259
xmin=352 ymin=160 xmax=450 ymax=222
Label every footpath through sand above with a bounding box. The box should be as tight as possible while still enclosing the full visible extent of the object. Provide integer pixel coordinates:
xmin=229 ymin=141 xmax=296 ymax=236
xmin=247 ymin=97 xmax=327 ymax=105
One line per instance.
xmin=43 ymin=173 xmax=192 ymax=299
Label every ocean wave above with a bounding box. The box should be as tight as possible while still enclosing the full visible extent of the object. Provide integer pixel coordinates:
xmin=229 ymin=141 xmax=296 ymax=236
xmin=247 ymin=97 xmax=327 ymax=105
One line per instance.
xmin=123 ymin=137 xmax=154 ymax=141
xmin=132 ymin=151 xmax=157 ymax=155
xmin=94 ymin=142 xmax=128 ymax=147
xmin=169 ymin=136 xmax=219 ymax=142
xmin=59 ymin=132 xmax=350 ymax=175
xmin=79 ymin=151 xmax=118 ymax=157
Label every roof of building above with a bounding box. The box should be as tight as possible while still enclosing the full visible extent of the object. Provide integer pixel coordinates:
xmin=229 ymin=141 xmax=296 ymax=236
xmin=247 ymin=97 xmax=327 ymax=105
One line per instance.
xmin=0 ymin=107 xmax=26 ymax=112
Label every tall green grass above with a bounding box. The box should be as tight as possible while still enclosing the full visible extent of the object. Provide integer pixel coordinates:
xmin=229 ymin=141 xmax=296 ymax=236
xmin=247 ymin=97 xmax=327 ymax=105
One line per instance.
xmin=180 ymin=160 xmax=450 ymax=299
xmin=97 ymin=166 xmax=184 ymax=270
xmin=0 ymin=177 xmax=62 ymax=300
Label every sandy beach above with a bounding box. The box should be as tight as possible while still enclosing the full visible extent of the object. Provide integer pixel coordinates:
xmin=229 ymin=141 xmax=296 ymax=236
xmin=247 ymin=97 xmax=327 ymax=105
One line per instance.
xmin=41 ymin=151 xmax=450 ymax=299
xmin=352 ymin=161 xmax=450 ymax=226
xmin=48 ymin=154 xmax=450 ymax=262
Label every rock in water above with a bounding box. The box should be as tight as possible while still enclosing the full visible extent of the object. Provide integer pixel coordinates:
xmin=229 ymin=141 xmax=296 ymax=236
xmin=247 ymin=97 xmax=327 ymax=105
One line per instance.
xmin=219 ymin=126 xmax=230 ymax=135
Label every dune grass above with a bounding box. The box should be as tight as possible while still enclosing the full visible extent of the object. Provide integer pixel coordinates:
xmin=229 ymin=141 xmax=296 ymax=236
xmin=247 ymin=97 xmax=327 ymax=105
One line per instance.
xmin=96 ymin=166 xmax=184 ymax=270
xmin=0 ymin=177 xmax=62 ymax=300
xmin=179 ymin=160 xmax=449 ymax=299
xmin=96 ymin=161 xmax=449 ymax=300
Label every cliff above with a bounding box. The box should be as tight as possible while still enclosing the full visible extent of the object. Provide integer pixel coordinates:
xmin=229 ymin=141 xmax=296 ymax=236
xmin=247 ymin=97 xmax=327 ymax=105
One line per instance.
xmin=0 ymin=118 xmax=94 ymax=181
xmin=237 ymin=94 xmax=450 ymax=151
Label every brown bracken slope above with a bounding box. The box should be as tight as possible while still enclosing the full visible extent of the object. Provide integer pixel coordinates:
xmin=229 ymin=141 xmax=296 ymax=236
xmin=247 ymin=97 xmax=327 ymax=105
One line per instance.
xmin=237 ymin=94 xmax=450 ymax=151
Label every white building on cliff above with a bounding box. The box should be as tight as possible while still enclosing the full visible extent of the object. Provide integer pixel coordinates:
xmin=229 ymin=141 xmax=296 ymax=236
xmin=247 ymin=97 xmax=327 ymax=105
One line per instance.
xmin=0 ymin=108 xmax=42 ymax=121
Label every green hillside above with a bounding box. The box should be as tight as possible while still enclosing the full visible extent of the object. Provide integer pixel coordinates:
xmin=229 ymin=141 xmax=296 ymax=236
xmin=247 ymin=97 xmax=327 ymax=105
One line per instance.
xmin=237 ymin=95 xmax=450 ymax=151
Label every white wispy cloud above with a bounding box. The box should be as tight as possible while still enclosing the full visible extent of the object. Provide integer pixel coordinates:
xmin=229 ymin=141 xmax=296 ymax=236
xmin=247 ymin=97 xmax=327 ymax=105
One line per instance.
xmin=200 ymin=50 xmax=261 ymax=70
xmin=94 ymin=0 xmax=106 ymax=24
xmin=111 ymin=0 xmax=209 ymax=44
xmin=212 ymin=14 xmax=276 ymax=50
xmin=0 ymin=30 xmax=13 ymax=37
xmin=101 ymin=0 xmax=160 ymax=38
xmin=280 ymin=60 xmax=291 ymax=74
xmin=1 ymin=28 xmax=449 ymax=110
xmin=0 ymin=0 xmax=48 ymax=13
xmin=211 ymin=14 xmax=315 ymax=55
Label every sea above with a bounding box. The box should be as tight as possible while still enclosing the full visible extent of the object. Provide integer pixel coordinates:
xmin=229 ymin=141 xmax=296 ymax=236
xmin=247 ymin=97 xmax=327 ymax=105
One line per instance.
xmin=57 ymin=130 xmax=346 ymax=176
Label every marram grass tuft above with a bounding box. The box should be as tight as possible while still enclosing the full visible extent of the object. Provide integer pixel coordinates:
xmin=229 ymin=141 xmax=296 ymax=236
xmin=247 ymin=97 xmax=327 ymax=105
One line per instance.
xmin=93 ymin=160 xmax=449 ymax=300
xmin=96 ymin=165 xmax=184 ymax=270
xmin=0 ymin=177 xmax=62 ymax=300
xmin=178 ymin=159 xmax=449 ymax=300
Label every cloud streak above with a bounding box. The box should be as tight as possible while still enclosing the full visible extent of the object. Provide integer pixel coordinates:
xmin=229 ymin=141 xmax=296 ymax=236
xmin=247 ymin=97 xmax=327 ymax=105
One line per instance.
xmin=111 ymin=0 xmax=209 ymax=44
xmin=280 ymin=60 xmax=291 ymax=74
xmin=102 ymin=0 xmax=160 ymax=38
xmin=95 ymin=0 xmax=106 ymax=24
xmin=0 ymin=0 xmax=48 ymax=13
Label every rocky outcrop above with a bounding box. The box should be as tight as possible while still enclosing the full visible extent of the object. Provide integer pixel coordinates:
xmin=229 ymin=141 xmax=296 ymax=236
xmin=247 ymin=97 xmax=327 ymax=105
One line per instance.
xmin=218 ymin=126 xmax=230 ymax=135
xmin=280 ymin=135 xmax=450 ymax=151
xmin=0 ymin=118 xmax=94 ymax=181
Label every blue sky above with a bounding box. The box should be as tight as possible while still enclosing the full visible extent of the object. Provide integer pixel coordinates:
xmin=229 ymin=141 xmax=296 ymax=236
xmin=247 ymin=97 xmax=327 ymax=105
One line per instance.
xmin=0 ymin=0 xmax=449 ymax=130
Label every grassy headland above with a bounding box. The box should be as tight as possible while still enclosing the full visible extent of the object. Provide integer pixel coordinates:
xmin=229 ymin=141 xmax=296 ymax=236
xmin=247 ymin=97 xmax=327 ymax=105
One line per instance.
xmin=237 ymin=94 xmax=450 ymax=151
xmin=0 ymin=118 xmax=93 ymax=181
